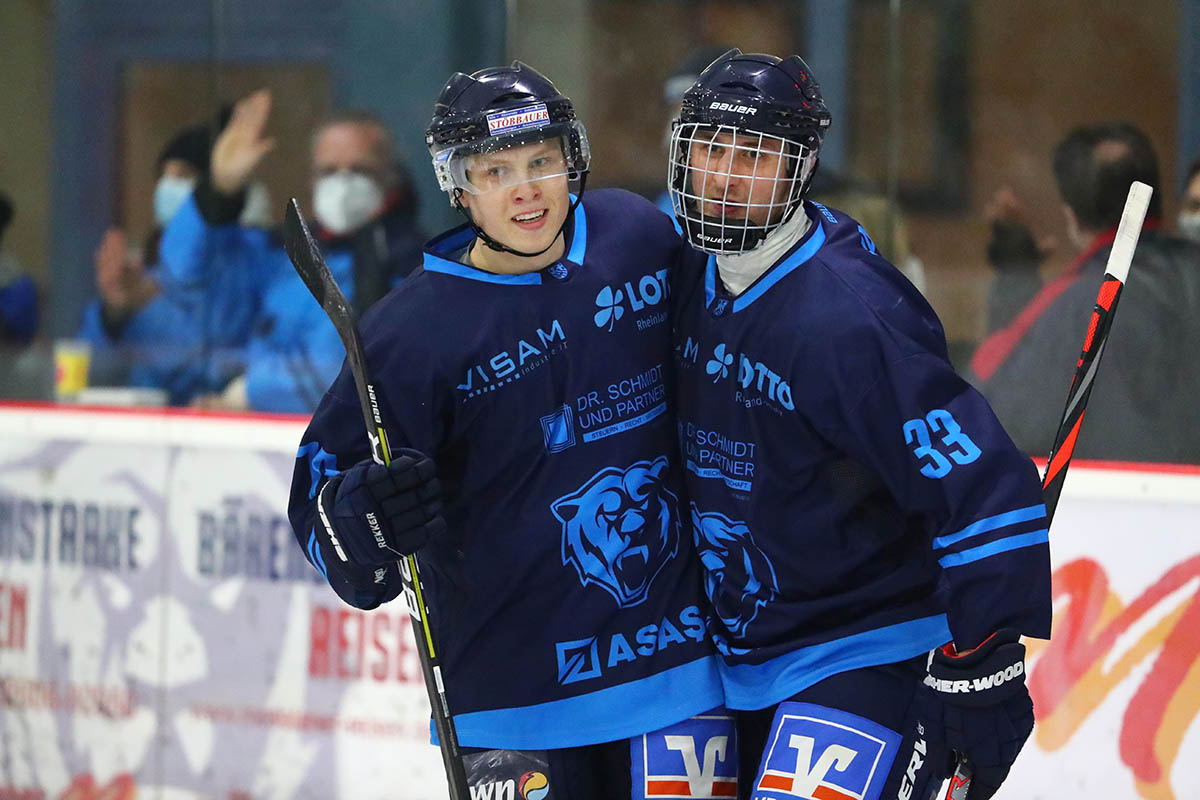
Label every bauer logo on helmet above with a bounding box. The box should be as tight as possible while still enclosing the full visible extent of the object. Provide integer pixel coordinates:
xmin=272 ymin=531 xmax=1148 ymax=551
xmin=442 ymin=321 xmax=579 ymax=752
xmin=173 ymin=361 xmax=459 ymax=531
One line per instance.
xmin=708 ymin=101 xmax=758 ymax=115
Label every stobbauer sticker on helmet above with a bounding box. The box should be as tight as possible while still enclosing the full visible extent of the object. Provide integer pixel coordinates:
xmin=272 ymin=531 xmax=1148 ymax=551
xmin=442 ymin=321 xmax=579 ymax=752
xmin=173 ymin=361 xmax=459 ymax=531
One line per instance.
xmin=486 ymin=103 xmax=551 ymax=135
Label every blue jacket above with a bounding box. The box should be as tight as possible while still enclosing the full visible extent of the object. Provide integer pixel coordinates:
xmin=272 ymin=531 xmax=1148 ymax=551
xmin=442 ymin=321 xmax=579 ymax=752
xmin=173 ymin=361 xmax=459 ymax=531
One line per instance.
xmin=76 ymin=219 xmax=252 ymax=405
xmin=158 ymin=189 xmax=423 ymax=413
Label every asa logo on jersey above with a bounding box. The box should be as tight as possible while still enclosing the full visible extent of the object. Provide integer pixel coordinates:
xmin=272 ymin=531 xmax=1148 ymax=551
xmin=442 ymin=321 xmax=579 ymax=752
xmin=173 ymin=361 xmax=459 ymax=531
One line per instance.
xmin=551 ymin=456 xmax=680 ymax=609
xmin=594 ymin=269 xmax=670 ymax=331
xmin=753 ymin=704 xmax=900 ymax=800
xmin=705 ymin=343 xmax=795 ymax=411
xmin=554 ymin=604 xmax=706 ymax=685
xmin=639 ymin=714 xmax=739 ymax=799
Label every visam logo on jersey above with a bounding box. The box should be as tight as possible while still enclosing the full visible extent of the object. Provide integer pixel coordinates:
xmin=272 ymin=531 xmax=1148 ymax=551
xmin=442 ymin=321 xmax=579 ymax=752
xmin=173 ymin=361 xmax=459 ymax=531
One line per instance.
xmin=633 ymin=713 xmax=739 ymax=799
xmin=753 ymin=704 xmax=900 ymax=800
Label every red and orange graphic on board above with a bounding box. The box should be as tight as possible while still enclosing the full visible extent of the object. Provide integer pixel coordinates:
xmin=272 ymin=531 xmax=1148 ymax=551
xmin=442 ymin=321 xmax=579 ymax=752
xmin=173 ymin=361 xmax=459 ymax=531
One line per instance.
xmin=1029 ymin=556 xmax=1200 ymax=800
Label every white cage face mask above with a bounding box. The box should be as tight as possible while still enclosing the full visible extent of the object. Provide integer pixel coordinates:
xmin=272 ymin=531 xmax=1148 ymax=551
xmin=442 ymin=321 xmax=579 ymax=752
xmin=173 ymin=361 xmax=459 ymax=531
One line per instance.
xmin=669 ymin=123 xmax=817 ymax=254
xmin=431 ymin=121 xmax=590 ymax=198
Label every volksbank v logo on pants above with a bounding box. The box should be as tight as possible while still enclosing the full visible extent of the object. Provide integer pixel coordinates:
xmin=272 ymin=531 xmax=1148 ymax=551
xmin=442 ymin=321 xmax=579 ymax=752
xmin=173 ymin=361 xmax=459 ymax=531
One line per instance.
xmin=752 ymin=704 xmax=900 ymax=800
xmin=633 ymin=712 xmax=738 ymax=799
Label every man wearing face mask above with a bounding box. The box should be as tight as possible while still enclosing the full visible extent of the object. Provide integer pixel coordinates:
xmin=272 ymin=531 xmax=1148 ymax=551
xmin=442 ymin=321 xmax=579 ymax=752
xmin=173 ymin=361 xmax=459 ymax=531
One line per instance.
xmin=969 ymin=122 xmax=1200 ymax=464
xmin=77 ymin=122 xmax=271 ymax=404
xmin=1178 ymin=158 xmax=1200 ymax=243
xmin=160 ymin=89 xmax=424 ymax=413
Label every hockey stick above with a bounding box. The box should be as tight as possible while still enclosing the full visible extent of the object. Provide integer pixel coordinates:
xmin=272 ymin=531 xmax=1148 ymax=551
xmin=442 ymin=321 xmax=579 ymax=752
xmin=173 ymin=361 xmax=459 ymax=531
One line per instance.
xmin=935 ymin=180 xmax=1154 ymax=800
xmin=283 ymin=199 xmax=470 ymax=800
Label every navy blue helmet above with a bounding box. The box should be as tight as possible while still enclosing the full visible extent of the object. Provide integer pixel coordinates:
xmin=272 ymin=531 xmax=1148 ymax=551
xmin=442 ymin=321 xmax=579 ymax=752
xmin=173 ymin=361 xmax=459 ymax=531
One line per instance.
xmin=426 ymin=62 xmax=590 ymax=256
xmin=668 ymin=49 xmax=832 ymax=254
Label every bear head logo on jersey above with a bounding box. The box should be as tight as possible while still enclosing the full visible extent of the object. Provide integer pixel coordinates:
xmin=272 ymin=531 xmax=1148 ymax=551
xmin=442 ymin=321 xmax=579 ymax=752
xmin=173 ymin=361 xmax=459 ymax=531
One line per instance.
xmin=551 ymin=456 xmax=680 ymax=608
xmin=691 ymin=506 xmax=779 ymax=639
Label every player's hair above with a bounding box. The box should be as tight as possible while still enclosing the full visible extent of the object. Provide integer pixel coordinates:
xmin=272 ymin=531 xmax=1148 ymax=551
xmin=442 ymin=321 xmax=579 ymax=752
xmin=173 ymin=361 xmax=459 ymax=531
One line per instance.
xmin=1052 ymin=122 xmax=1162 ymax=230
xmin=312 ymin=110 xmax=398 ymax=184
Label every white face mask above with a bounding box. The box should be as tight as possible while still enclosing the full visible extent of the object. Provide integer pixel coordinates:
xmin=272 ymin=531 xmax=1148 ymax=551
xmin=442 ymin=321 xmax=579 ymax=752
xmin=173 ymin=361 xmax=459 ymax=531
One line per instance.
xmin=313 ymin=172 xmax=384 ymax=236
xmin=153 ymin=176 xmax=196 ymax=226
xmin=1177 ymin=211 xmax=1200 ymax=244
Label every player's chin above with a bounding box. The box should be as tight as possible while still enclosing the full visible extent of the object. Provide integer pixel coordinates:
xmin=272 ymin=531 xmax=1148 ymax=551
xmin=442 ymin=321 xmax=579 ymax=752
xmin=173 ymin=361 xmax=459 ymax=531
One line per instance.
xmin=506 ymin=209 xmax=566 ymax=252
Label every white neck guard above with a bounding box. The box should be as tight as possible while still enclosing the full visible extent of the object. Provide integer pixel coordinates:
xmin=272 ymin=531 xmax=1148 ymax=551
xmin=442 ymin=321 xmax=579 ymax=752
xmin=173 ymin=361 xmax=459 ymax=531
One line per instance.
xmin=715 ymin=207 xmax=811 ymax=296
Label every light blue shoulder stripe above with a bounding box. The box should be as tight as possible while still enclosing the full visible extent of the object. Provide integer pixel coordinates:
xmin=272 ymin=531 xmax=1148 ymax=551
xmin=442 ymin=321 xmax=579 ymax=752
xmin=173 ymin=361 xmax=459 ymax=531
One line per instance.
xmin=719 ymin=614 xmax=951 ymax=711
xmin=932 ymin=504 xmax=1047 ymax=550
xmin=938 ymin=529 xmax=1049 ymax=568
xmin=704 ymin=254 xmax=718 ymax=307
xmin=434 ymin=655 xmax=723 ymax=749
xmin=731 ymin=221 xmax=826 ymax=312
xmin=422 ymin=257 xmax=543 ymax=284
xmin=565 ymin=193 xmax=588 ymax=265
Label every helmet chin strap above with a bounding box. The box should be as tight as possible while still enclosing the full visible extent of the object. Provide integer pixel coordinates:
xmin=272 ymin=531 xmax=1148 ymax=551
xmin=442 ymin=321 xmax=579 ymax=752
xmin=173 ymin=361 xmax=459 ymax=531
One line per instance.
xmin=453 ymin=174 xmax=588 ymax=260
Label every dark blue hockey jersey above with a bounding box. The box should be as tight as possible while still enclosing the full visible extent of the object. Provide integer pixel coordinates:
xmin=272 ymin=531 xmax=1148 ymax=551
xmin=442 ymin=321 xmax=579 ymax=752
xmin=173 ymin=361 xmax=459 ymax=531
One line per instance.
xmin=672 ymin=202 xmax=1052 ymax=711
xmin=289 ymin=189 xmax=721 ymax=749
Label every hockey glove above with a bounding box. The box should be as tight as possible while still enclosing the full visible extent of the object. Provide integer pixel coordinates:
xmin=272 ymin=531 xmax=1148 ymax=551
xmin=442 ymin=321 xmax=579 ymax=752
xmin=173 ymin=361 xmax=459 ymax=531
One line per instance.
xmin=924 ymin=630 xmax=1034 ymax=800
xmin=315 ymin=448 xmax=446 ymax=566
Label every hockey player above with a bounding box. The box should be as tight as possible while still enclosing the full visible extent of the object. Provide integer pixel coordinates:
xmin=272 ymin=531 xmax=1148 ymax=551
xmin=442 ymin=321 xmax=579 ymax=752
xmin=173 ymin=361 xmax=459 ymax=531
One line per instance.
xmin=288 ymin=62 xmax=730 ymax=798
xmin=667 ymin=51 xmax=1051 ymax=800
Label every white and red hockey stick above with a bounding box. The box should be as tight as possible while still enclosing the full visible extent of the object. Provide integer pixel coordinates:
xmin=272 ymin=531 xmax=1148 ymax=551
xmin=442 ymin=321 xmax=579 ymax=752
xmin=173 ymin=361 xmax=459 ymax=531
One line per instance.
xmin=936 ymin=180 xmax=1154 ymax=800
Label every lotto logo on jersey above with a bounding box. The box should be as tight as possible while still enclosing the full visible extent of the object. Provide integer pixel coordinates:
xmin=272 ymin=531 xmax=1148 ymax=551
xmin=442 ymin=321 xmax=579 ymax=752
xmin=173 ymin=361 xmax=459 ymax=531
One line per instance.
xmin=594 ymin=270 xmax=670 ymax=331
xmin=635 ymin=714 xmax=738 ymax=799
xmin=703 ymin=343 xmax=795 ymax=411
xmin=752 ymin=704 xmax=899 ymax=800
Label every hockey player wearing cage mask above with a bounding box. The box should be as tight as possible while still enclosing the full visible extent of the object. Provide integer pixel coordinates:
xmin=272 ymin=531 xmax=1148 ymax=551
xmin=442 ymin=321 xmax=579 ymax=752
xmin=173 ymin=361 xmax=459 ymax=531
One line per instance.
xmin=288 ymin=62 xmax=729 ymax=798
xmin=668 ymin=50 xmax=1051 ymax=800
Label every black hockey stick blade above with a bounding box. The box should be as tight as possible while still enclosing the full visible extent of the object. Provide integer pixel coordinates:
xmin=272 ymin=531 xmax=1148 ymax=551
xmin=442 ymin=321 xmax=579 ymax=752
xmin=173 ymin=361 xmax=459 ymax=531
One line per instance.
xmin=283 ymin=199 xmax=389 ymax=465
xmin=282 ymin=198 xmax=471 ymax=800
xmin=1040 ymin=180 xmax=1152 ymax=522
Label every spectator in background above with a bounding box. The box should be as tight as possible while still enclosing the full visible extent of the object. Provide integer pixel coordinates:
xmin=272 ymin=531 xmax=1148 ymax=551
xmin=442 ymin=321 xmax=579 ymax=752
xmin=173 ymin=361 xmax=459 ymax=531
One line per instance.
xmin=969 ymin=122 xmax=1200 ymax=464
xmin=0 ymin=192 xmax=38 ymax=346
xmin=163 ymin=89 xmax=424 ymax=413
xmin=1178 ymin=157 xmax=1200 ymax=244
xmin=977 ymin=186 xmax=1056 ymax=334
xmin=76 ymin=121 xmax=272 ymax=405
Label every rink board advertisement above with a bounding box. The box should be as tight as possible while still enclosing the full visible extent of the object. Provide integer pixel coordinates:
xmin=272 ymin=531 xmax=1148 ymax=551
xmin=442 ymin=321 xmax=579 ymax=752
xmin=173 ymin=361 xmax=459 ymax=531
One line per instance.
xmin=0 ymin=405 xmax=447 ymax=800
xmin=0 ymin=404 xmax=1197 ymax=799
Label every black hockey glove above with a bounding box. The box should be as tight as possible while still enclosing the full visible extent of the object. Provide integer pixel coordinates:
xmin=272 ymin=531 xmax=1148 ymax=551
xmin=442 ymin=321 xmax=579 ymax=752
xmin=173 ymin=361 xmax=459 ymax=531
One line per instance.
xmin=315 ymin=448 xmax=446 ymax=566
xmin=924 ymin=630 xmax=1034 ymax=800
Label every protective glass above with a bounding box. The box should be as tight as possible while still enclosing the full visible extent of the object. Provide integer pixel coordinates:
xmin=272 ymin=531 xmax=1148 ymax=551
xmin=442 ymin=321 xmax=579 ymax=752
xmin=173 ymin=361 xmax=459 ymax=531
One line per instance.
xmin=432 ymin=120 xmax=589 ymax=196
xmin=669 ymin=123 xmax=817 ymax=254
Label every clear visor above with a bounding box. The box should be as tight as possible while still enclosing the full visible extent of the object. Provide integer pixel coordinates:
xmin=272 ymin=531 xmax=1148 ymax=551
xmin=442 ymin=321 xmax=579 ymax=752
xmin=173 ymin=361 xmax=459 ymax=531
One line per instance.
xmin=668 ymin=123 xmax=816 ymax=253
xmin=432 ymin=121 xmax=589 ymax=196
